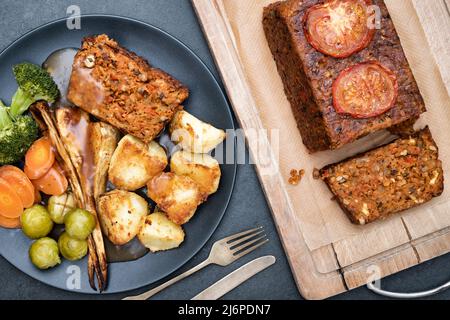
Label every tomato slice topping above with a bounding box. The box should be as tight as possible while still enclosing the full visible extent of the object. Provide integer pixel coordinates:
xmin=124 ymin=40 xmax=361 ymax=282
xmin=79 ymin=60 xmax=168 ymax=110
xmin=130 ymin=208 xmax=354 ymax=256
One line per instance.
xmin=304 ymin=0 xmax=375 ymax=58
xmin=332 ymin=62 xmax=398 ymax=119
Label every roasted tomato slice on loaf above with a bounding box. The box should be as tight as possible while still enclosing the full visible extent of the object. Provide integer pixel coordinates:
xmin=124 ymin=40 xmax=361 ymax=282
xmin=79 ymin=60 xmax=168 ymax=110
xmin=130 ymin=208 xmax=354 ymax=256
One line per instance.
xmin=303 ymin=0 xmax=375 ymax=58
xmin=332 ymin=62 xmax=398 ymax=119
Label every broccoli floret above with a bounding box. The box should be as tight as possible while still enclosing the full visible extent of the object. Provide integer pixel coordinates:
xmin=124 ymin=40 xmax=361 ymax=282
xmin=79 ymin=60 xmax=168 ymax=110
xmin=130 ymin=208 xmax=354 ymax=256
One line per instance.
xmin=0 ymin=100 xmax=12 ymax=128
xmin=0 ymin=115 xmax=38 ymax=165
xmin=10 ymin=62 xmax=59 ymax=118
xmin=0 ymin=63 xmax=59 ymax=165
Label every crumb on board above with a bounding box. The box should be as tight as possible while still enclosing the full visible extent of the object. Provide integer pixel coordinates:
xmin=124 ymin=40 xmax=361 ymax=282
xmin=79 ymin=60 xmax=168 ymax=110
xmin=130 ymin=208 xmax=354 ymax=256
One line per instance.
xmin=289 ymin=169 xmax=305 ymax=185
xmin=313 ymin=168 xmax=321 ymax=180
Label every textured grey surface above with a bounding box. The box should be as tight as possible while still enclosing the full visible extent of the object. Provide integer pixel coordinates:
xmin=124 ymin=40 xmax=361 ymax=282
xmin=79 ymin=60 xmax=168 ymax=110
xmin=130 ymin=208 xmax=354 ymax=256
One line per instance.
xmin=0 ymin=0 xmax=450 ymax=300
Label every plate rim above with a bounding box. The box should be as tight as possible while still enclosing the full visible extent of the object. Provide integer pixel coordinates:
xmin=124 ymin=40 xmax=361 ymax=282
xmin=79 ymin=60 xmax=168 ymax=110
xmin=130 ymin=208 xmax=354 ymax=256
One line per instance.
xmin=0 ymin=13 xmax=237 ymax=295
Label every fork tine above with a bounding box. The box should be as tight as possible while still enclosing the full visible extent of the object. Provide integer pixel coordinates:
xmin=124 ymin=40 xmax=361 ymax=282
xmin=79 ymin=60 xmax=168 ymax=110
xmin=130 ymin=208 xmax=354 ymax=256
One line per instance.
xmin=228 ymin=229 xmax=265 ymax=248
xmin=233 ymin=239 xmax=269 ymax=260
xmin=219 ymin=226 xmax=264 ymax=244
xmin=231 ymin=235 xmax=267 ymax=253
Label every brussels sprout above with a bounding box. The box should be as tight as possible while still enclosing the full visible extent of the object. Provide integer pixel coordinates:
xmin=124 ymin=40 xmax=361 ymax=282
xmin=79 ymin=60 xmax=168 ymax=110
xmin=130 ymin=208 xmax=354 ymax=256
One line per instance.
xmin=48 ymin=193 xmax=76 ymax=224
xmin=58 ymin=232 xmax=88 ymax=261
xmin=21 ymin=205 xmax=54 ymax=239
xmin=64 ymin=208 xmax=95 ymax=240
xmin=29 ymin=237 xmax=61 ymax=269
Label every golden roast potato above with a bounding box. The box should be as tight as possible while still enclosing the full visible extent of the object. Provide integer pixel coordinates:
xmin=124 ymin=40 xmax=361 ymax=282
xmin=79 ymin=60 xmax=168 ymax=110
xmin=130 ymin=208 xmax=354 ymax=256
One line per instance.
xmin=109 ymin=135 xmax=168 ymax=191
xmin=170 ymin=150 xmax=221 ymax=196
xmin=97 ymin=190 xmax=149 ymax=245
xmin=169 ymin=111 xmax=226 ymax=154
xmin=137 ymin=212 xmax=185 ymax=252
xmin=147 ymin=172 xmax=206 ymax=225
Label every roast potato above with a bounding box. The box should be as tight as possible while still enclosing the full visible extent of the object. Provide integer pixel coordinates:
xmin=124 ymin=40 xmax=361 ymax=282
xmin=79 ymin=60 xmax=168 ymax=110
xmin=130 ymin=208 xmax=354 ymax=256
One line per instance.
xmin=109 ymin=135 xmax=168 ymax=191
xmin=169 ymin=111 xmax=226 ymax=154
xmin=147 ymin=172 xmax=206 ymax=225
xmin=138 ymin=212 xmax=185 ymax=252
xmin=170 ymin=150 xmax=221 ymax=196
xmin=97 ymin=190 xmax=149 ymax=245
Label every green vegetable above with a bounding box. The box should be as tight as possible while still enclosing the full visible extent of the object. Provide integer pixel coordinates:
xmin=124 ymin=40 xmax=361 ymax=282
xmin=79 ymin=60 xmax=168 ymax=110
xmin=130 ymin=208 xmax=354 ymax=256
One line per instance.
xmin=58 ymin=232 xmax=88 ymax=261
xmin=0 ymin=100 xmax=12 ymax=128
xmin=48 ymin=193 xmax=76 ymax=224
xmin=21 ymin=205 xmax=54 ymax=239
xmin=64 ymin=208 xmax=96 ymax=240
xmin=29 ymin=237 xmax=61 ymax=269
xmin=0 ymin=63 xmax=59 ymax=165
xmin=0 ymin=101 xmax=38 ymax=165
xmin=10 ymin=63 xmax=59 ymax=118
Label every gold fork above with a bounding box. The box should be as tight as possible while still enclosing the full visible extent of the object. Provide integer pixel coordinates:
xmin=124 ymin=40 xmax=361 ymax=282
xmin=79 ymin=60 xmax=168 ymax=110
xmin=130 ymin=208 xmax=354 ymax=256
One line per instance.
xmin=123 ymin=227 xmax=268 ymax=300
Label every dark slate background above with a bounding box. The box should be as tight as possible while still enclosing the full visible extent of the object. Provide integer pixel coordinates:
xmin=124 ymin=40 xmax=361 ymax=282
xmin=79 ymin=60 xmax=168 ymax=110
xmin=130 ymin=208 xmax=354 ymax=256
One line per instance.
xmin=1 ymin=0 xmax=449 ymax=300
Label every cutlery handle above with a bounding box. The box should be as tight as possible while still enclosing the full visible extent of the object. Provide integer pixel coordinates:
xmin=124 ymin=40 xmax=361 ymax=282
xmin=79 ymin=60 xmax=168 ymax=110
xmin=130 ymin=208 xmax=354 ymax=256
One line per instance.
xmin=368 ymin=280 xmax=450 ymax=299
xmin=123 ymin=259 xmax=211 ymax=300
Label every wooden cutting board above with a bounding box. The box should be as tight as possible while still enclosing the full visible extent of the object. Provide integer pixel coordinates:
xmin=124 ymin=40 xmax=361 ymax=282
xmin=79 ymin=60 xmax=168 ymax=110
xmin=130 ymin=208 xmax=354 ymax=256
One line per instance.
xmin=192 ymin=0 xmax=450 ymax=299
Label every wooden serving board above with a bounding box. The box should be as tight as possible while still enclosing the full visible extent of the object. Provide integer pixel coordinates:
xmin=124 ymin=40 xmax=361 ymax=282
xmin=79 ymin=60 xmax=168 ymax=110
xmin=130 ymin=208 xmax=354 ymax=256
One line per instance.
xmin=192 ymin=0 xmax=450 ymax=299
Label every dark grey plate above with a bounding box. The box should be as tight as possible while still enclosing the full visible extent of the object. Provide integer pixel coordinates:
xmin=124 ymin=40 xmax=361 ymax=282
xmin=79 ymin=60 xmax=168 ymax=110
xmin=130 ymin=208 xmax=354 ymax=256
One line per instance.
xmin=0 ymin=15 xmax=236 ymax=294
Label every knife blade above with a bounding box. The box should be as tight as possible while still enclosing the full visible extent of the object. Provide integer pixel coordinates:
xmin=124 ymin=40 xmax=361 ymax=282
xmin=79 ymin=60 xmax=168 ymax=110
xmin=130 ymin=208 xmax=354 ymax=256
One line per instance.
xmin=191 ymin=255 xmax=276 ymax=300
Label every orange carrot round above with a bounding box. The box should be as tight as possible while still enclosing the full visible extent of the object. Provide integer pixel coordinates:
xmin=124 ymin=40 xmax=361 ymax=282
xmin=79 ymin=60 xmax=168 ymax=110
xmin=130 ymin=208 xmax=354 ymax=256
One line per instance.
xmin=0 ymin=177 xmax=24 ymax=218
xmin=24 ymin=136 xmax=55 ymax=180
xmin=0 ymin=215 xmax=21 ymax=229
xmin=0 ymin=165 xmax=35 ymax=208
xmin=32 ymin=163 xmax=68 ymax=196
xmin=34 ymin=188 xmax=42 ymax=204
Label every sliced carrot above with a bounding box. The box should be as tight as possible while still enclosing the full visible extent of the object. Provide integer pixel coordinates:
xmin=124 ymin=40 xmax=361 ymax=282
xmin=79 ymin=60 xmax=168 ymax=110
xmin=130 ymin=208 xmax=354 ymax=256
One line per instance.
xmin=24 ymin=136 xmax=55 ymax=180
xmin=53 ymin=162 xmax=66 ymax=176
xmin=0 ymin=165 xmax=35 ymax=208
xmin=34 ymin=188 xmax=42 ymax=204
xmin=32 ymin=163 xmax=68 ymax=196
xmin=0 ymin=215 xmax=21 ymax=229
xmin=0 ymin=177 xmax=24 ymax=218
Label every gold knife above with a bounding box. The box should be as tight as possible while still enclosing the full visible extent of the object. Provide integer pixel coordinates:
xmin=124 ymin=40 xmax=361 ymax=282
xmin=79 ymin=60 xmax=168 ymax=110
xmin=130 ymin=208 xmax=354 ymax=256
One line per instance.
xmin=191 ymin=256 xmax=276 ymax=300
